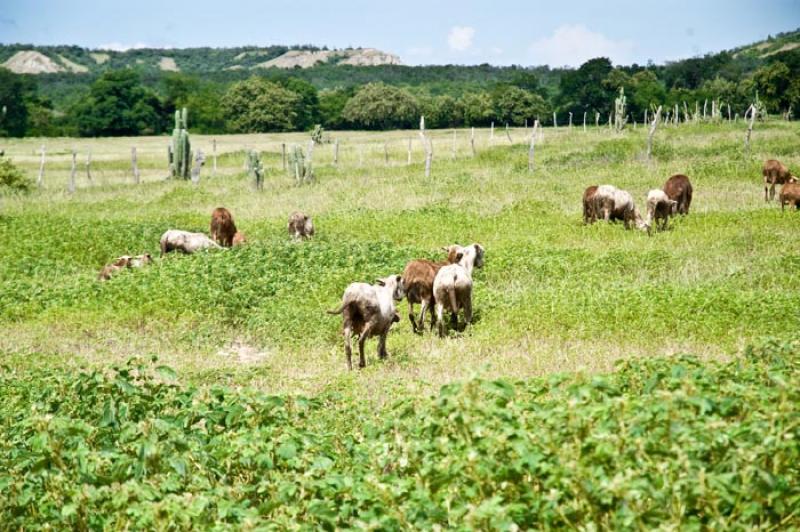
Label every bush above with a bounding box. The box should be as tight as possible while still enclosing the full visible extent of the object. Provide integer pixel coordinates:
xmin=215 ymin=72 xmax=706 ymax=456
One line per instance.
xmin=1 ymin=337 xmax=798 ymax=528
xmin=0 ymin=156 xmax=32 ymax=194
xmin=341 ymin=82 xmax=419 ymax=129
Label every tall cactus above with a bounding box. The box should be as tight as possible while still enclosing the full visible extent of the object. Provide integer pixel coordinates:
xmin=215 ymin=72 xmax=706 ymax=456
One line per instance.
xmin=614 ymin=87 xmax=627 ymax=132
xmin=170 ymin=108 xmax=191 ymax=179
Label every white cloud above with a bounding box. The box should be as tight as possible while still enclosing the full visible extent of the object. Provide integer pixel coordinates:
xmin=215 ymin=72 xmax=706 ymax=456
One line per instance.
xmin=529 ymin=25 xmax=634 ymax=67
xmin=448 ymin=26 xmax=475 ymax=52
xmin=98 ymin=42 xmax=155 ymax=52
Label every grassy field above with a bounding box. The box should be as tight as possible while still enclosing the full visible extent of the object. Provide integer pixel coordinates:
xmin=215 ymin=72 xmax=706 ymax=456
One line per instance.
xmin=1 ymin=121 xmax=799 ymax=395
xmin=2 ymin=121 xmax=799 ymax=527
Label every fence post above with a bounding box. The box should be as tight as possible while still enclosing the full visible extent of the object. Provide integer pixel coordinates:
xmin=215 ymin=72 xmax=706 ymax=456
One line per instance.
xmin=452 ymin=129 xmax=457 ymax=159
xmin=85 ymin=149 xmax=92 ymax=184
xmin=505 ymin=123 xmax=513 ymax=144
xmin=281 ymin=143 xmax=286 ymax=171
xmin=647 ymin=106 xmax=662 ymax=160
xmin=384 ymin=142 xmax=389 ymax=165
xmin=583 ymin=112 xmax=587 ymax=132
xmin=595 ymin=113 xmax=600 ymax=128
xmin=528 ymin=120 xmax=538 ymax=172
xmin=334 ymin=139 xmax=339 ymax=166
xmin=419 ymin=116 xmax=432 ymax=178
xmin=553 ymin=112 xmax=557 ymax=129
xmin=68 ymin=149 xmax=76 ymax=193
xmin=131 ymin=146 xmax=140 ymax=184
xmin=470 ymin=127 xmax=476 ymax=157
xmin=37 ymin=144 xmax=45 ymax=188
xmin=212 ymin=138 xmax=217 ymax=177
xmin=407 ymin=137 xmax=412 ymax=165
xmin=489 ymin=121 xmax=494 ymax=144
xmin=744 ymin=104 xmax=756 ymax=159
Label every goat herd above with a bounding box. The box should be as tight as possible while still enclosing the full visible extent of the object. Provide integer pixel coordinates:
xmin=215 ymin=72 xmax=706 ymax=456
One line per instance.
xmin=96 ymin=158 xmax=798 ymax=370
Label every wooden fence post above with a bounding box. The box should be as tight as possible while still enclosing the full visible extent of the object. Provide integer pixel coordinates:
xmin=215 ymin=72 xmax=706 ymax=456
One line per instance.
xmin=569 ymin=112 xmax=573 ymax=130
xmin=583 ymin=112 xmax=587 ymax=132
xmin=212 ymin=138 xmax=217 ymax=177
xmin=744 ymin=104 xmax=756 ymax=159
xmin=384 ymin=142 xmax=389 ymax=165
xmin=528 ymin=120 xmax=538 ymax=172
xmin=490 ymin=122 xmax=494 ymax=144
xmin=452 ymin=129 xmax=457 ymax=159
xmin=37 ymin=144 xmax=45 ymax=188
xmin=419 ymin=116 xmax=432 ymax=177
xmin=85 ymin=149 xmax=92 ymax=183
xmin=470 ymin=127 xmax=476 ymax=157
xmin=505 ymin=123 xmax=513 ymax=144
xmin=68 ymin=149 xmax=76 ymax=193
xmin=595 ymin=113 xmax=600 ymax=128
xmin=131 ymin=147 xmax=140 ymax=184
xmin=334 ymin=139 xmax=339 ymax=166
xmin=281 ymin=143 xmax=286 ymax=171
xmin=407 ymin=137 xmax=412 ymax=165
xmin=647 ymin=106 xmax=662 ymax=160
xmin=553 ymin=112 xmax=557 ymax=128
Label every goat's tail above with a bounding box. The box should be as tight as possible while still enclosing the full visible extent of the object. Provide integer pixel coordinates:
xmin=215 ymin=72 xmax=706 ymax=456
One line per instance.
xmin=326 ymin=304 xmax=345 ymax=315
xmin=447 ymin=280 xmax=458 ymax=313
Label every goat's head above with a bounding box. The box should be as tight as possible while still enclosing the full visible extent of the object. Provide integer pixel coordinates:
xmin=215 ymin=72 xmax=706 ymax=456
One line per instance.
xmin=375 ymin=274 xmax=405 ymax=301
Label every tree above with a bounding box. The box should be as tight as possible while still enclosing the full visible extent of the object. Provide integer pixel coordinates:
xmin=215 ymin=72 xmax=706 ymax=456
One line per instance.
xmin=0 ymin=68 xmax=29 ymax=137
xmin=491 ymin=86 xmax=549 ymax=125
xmin=629 ymin=70 xmax=666 ymax=117
xmin=221 ymin=77 xmax=303 ymax=133
xmin=319 ymin=88 xmax=353 ymax=130
xmin=341 ymin=83 xmax=419 ymax=129
xmin=753 ymin=62 xmax=793 ymax=113
xmin=460 ymin=91 xmax=494 ymax=126
xmin=558 ymin=57 xmax=615 ymax=117
xmin=71 ymin=70 xmax=164 ymax=136
xmin=418 ymin=94 xmax=463 ymax=128
xmin=277 ymin=77 xmax=319 ymax=130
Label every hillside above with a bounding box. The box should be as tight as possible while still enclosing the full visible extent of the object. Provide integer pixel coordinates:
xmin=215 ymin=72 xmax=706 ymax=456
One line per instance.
xmin=0 ymin=44 xmax=402 ymax=75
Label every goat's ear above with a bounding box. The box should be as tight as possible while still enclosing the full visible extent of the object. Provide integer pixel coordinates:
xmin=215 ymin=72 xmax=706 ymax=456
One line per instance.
xmin=375 ymin=279 xmax=386 ymax=286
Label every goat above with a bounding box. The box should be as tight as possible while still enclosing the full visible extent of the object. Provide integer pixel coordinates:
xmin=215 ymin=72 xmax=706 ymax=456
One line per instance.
xmin=288 ymin=212 xmax=315 ymax=240
xmin=646 ymin=189 xmax=678 ymax=233
xmin=160 ymin=230 xmax=222 ymax=256
xmin=210 ymin=207 xmax=238 ymax=247
xmin=327 ymin=274 xmax=405 ymax=370
xmin=433 ymin=244 xmax=485 ymax=337
xmin=402 ymin=245 xmax=461 ymax=334
xmin=763 ymin=159 xmax=798 ymax=202
xmin=663 ymin=174 xmax=693 ymax=215
xmin=592 ymin=185 xmax=649 ymax=231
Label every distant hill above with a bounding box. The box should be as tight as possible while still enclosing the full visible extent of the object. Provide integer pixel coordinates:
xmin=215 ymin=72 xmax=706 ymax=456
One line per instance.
xmin=0 ymin=44 xmax=402 ymax=75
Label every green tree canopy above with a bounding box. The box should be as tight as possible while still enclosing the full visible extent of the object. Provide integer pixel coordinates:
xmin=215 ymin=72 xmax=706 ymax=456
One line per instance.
xmin=318 ymin=88 xmax=353 ymax=130
xmin=0 ymin=68 xmax=30 ymax=137
xmin=558 ymin=57 xmax=614 ymax=117
xmin=491 ymin=86 xmax=549 ymax=126
xmin=753 ymin=62 xmax=793 ymax=113
xmin=72 ymin=70 xmax=164 ymax=136
xmin=221 ymin=77 xmax=302 ymax=132
xmin=341 ymin=83 xmax=419 ymax=129
xmin=460 ymin=91 xmax=493 ymax=126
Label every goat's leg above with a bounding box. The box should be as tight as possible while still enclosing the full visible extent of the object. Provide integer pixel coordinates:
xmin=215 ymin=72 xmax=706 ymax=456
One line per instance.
xmin=378 ymin=333 xmax=388 ymax=360
xmin=770 ymin=183 xmax=777 ymax=202
xmin=435 ymin=303 xmax=446 ymax=338
xmin=408 ymin=300 xmax=419 ymax=333
xmin=417 ymin=299 xmax=430 ymax=334
xmin=463 ymin=292 xmax=473 ymax=327
xmin=344 ymin=327 xmax=353 ymax=371
xmin=357 ymin=325 xmax=371 ymax=368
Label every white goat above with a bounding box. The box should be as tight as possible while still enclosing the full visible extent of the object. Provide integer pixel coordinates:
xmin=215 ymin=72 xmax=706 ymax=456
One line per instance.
xmin=433 ymin=243 xmax=485 ymax=337
xmin=592 ymin=185 xmax=649 ymax=231
xmin=159 ymin=230 xmax=222 ymax=256
xmin=646 ymin=189 xmax=678 ymax=232
xmin=327 ymin=274 xmax=405 ymax=370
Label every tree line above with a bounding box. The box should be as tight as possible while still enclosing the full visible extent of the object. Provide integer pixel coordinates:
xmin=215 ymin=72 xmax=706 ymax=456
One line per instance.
xmin=1 ymin=48 xmax=797 ymax=138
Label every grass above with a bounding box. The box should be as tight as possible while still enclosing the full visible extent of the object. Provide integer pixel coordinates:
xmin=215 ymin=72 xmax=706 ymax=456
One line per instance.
xmin=2 ymin=120 xmax=799 ymax=527
xmin=1 ymin=121 xmax=799 ymax=400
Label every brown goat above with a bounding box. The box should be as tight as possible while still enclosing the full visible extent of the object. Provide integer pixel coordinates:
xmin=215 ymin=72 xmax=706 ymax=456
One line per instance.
xmin=98 ymin=253 xmax=153 ymax=281
xmin=210 ymin=207 xmax=238 ymax=247
xmin=779 ymin=182 xmax=800 ymax=211
xmin=763 ymin=159 xmax=798 ymax=202
xmin=288 ymin=212 xmax=315 ymax=240
xmin=583 ymin=185 xmax=599 ymax=224
xmin=402 ymin=246 xmax=460 ymax=334
xmin=663 ymin=174 xmax=693 ymax=215
xmin=232 ymin=231 xmax=247 ymax=246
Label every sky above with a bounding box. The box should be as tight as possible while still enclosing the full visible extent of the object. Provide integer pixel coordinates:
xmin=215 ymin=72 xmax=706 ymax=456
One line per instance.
xmin=1 ymin=0 xmax=799 ymax=67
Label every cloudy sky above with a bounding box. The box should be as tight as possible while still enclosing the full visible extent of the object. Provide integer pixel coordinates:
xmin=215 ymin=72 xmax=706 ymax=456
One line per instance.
xmin=2 ymin=0 xmax=799 ymax=67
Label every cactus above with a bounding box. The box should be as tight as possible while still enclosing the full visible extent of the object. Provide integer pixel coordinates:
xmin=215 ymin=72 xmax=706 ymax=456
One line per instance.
xmin=246 ymin=150 xmax=263 ymax=189
xmin=614 ymin=87 xmax=627 ymax=132
xmin=170 ymin=108 xmax=191 ymax=179
xmin=288 ymin=145 xmax=308 ymax=184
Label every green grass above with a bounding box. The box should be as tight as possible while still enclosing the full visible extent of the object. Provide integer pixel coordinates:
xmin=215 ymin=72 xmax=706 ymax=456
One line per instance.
xmin=2 ymin=121 xmax=799 ymax=527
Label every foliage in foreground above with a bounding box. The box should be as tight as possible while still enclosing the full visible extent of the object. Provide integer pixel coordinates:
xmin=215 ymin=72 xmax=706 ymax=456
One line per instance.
xmin=1 ymin=338 xmax=799 ymax=529
xmin=0 ymin=156 xmax=31 ymax=194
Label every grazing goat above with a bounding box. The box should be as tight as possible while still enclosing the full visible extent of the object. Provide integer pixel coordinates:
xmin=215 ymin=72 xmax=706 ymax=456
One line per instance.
xmin=763 ymin=159 xmax=798 ymax=202
xmin=663 ymin=174 xmax=693 ymax=215
xmin=433 ymin=244 xmax=485 ymax=337
xmin=98 ymin=253 xmax=152 ymax=281
xmin=583 ymin=185 xmax=599 ymax=224
xmin=592 ymin=185 xmax=649 ymax=231
xmin=646 ymin=189 xmax=678 ymax=233
xmin=779 ymin=182 xmax=800 ymax=211
xmin=160 ymin=230 xmax=222 ymax=256
xmin=327 ymin=274 xmax=405 ymax=370
xmin=288 ymin=212 xmax=315 ymax=240
xmin=210 ymin=207 xmax=238 ymax=247
xmin=232 ymin=231 xmax=247 ymax=246
xmin=402 ymin=245 xmax=461 ymax=334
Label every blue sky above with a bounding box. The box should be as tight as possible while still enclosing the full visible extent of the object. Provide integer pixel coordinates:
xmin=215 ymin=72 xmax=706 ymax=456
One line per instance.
xmin=2 ymin=0 xmax=799 ymax=67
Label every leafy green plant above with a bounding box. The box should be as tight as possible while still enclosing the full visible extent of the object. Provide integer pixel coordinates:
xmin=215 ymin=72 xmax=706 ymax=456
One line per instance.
xmin=0 ymin=156 xmax=32 ymax=193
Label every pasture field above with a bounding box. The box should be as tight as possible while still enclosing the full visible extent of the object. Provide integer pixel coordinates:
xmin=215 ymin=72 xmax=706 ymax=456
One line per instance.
xmin=1 ymin=122 xmax=799 ymax=527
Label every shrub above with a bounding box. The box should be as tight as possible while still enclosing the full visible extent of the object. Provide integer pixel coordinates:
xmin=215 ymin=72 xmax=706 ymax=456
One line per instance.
xmin=0 ymin=156 xmax=32 ymax=194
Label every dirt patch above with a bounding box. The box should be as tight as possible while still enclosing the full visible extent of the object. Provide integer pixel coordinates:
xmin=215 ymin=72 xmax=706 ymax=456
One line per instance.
xmin=159 ymin=57 xmax=179 ymax=72
xmin=217 ymin=339 xmax=272 ymax=364
xmin=2 ymin=50 xmax=64 ymax=74
xmin=256 ymin=48 xmax=401 ymax=69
